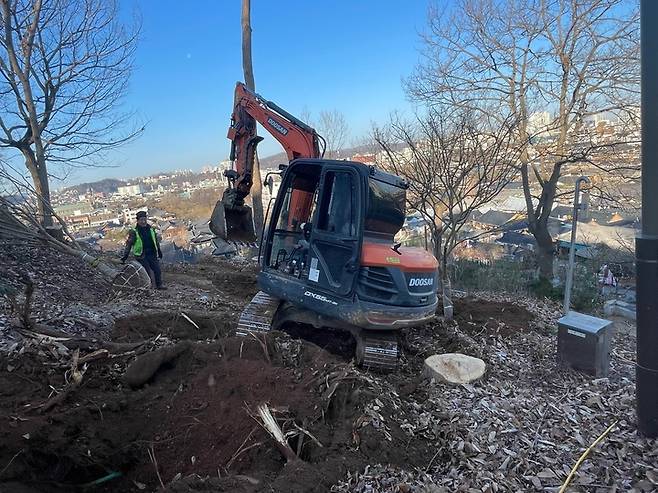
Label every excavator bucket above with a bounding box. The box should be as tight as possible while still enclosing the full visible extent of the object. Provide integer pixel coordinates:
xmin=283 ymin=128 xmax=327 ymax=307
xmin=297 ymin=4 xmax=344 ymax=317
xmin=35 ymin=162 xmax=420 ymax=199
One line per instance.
xmin=209 ymin=200 xmax=257 ymax=242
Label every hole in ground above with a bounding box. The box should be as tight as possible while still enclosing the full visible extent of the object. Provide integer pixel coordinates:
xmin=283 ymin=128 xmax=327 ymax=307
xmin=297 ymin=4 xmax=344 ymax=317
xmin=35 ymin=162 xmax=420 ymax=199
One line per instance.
xmin=279 ymin=323 xmax=356 ymax=361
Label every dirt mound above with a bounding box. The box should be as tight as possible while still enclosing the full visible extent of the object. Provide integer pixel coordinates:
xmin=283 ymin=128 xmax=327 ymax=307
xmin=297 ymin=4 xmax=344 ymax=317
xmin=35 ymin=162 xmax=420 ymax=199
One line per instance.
xmin=112 ymin=312 xmax=236 ymax=342
xmin=147 ymin=338 xmax=327 ymax=477
xmin=454 ymin=296 xmax=534 ymax=336
xmin=211 ymin=268 xmax=259 ymax=300
xmin=0 ymin=317 xmax=433 ymax=493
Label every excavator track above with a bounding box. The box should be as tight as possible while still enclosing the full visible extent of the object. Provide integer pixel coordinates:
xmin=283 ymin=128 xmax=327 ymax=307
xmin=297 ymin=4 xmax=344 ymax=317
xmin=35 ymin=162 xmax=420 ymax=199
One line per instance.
xmin=236 ymin=291 xmax=280 ymax=336
xmin=236 ymin=292 xmax=399 ymax=371
xmin=356 ymin=330 xmax=399 ymax=371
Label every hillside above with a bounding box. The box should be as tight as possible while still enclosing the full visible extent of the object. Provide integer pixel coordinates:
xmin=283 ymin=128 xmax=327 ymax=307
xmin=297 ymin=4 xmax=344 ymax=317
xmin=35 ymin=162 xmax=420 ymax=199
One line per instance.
xmin=0 ymin=240 xmax=653 ymax=492
xmin=63 ymin=178 xmax=126 ymax=194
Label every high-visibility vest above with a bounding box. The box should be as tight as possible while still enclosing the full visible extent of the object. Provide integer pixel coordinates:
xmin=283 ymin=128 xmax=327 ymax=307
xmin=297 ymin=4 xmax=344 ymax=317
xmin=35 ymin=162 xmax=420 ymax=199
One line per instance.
xmin=131 ymin=227 xmax=158 ymax=256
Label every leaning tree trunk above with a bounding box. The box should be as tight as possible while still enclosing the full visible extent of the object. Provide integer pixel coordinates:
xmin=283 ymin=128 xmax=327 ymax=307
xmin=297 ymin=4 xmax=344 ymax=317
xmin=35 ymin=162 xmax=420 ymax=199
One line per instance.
xmin=22 ymin=148 xmax=54 ymax=228
xmin=241 ymin=0 xmax=264 ymax=239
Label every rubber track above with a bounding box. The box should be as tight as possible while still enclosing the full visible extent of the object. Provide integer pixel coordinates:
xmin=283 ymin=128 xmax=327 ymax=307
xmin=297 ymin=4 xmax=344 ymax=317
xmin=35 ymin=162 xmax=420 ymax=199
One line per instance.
xmin=236 ymin=291 xmax=280 ymax=336
xmin=361 ymin=332 xmax=399 ymax=371
xmin=237 ymin=291 xmax=399 ymax=371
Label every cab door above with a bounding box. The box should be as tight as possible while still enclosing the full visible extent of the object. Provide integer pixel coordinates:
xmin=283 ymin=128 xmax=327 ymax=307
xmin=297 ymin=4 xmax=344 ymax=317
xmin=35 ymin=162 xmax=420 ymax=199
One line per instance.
xmin=306 ymin=167 xmax=362 ymax=297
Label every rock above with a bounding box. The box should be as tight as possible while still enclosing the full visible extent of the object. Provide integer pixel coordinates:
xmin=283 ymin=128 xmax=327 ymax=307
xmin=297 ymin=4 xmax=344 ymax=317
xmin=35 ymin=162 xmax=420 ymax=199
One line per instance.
xmin=422 ymin=353 xmax=486 ymax=384
xmin=603 ymin=300 xmax=636 ymax=321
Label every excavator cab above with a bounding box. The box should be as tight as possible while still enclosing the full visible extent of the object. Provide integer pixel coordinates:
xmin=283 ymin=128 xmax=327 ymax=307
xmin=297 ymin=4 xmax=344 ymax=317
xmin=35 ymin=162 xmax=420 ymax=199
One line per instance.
xmin=262 ymin=161 xmax=360 ymax=292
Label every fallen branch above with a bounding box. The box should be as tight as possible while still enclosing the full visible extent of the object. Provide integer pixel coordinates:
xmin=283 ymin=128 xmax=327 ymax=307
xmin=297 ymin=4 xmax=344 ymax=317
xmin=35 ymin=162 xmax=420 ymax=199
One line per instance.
xmin=147 ymin=445 xmax=165 ymax=490
xmin=0 ymin=449 xmax=23 ymax=479
xmin=41 ymin=349 xmax=85 ymax=412
xmin=180 ymin=312 xmax=200 ymax=330
xmin=18 ymin=326 xmax=149 ymax=353
xmin=79 ymin=349 xmax=110 ymax=365
xmin=247 ymin=403 xmax=298 ymax=463
xmin=558 ymin=420 xmax=619 ymax=493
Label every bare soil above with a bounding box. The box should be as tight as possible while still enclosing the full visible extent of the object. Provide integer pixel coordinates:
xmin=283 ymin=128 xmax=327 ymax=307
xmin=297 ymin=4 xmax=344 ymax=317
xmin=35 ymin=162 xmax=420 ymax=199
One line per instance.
xmin=454 ymin=296 xmax=535 ymax=336
xmin=0 ymin=257 xmax=433 ymax=493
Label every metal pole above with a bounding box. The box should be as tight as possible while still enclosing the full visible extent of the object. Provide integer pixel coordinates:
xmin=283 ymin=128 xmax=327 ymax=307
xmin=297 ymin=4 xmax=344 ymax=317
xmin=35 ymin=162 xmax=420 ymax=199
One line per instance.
xmin=563 ymin=176 xmax=590 ymax=314
xmin=637 ymin=0 xmax=658 ymax=438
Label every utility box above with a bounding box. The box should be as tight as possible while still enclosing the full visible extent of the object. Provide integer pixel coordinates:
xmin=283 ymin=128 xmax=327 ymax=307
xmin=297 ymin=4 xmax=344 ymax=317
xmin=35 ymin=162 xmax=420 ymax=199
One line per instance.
xmin=557 ymin=311 xmax=613 ymax=377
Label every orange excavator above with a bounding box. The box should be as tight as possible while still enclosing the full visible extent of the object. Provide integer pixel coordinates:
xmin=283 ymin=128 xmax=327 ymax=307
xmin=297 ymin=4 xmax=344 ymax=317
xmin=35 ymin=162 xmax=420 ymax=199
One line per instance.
xmin=210 ymin=82 xmax=438 ymax=369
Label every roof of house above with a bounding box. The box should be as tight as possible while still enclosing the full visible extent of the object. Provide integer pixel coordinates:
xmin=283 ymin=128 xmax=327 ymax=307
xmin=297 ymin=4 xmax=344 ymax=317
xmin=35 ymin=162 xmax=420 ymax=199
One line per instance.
xmin=557 ymin=221 xmax=635 ymax=248
xmin=496 ymin=195 xmax=537 ymax=213
xmin=551 ymin=205 xmax=573 ymax=218
xmin=498 ymin=231 xmax=536 ymax=246
xmin=475 ymin=210 xmax=517 ymax=227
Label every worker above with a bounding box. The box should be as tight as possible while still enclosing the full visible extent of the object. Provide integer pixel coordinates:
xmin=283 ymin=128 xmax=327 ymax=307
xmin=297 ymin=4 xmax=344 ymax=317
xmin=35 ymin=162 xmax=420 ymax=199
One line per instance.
xmin=121 ymin=211 xmax=167 ymax=290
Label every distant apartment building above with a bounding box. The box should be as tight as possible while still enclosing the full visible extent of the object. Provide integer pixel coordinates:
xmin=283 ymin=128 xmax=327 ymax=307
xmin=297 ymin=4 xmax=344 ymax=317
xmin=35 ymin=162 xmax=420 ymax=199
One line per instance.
xmin=528 ymin=111 xmax=552 ymax=136
xmin=350 ymin=153 xmax=376 ymax=164
xmin=67 ymin=214 xmax=91 ymax=230
xmin=89 ymin=213 xmax=121 ymax=228
xmin=54 ymin=202 xmax=93 ymax=217
xmin=219 ymin=160 xmax=233 ymax=173
xmin=123 ymin=206 xmax=148 ymax=224
xmin=117 ymin=184 xmax=146 ymax=196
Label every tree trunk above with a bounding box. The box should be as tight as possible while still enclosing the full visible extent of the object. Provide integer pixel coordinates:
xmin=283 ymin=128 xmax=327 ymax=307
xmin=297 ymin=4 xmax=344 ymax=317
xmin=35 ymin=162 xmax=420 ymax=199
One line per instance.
xmin=251 ymin=156 xmax=265 ymax=238
xmin=430 ymin=225 xmax=452 ymax=319
xmin=532 ymin=220 xmax=554 ymax=280
xmin=21 ymin=148 xmax=53 ymax=227
xmin=241 ymin=0 xmax=264 ymax=238
xmin=431 ymin=226 xmax=443 ymax=275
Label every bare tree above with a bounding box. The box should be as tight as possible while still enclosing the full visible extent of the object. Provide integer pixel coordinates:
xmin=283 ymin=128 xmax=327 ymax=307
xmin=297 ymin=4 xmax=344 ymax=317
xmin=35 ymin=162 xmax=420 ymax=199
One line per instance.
xmin=240 ymin=0 xmax=264 ymax=237
xmin=373 ymin=109 xmax=519 ymax=278
xmin=0 ymin=0 xmax=142 ymax=227
xmin=317 ymin=110 xmax=349 ymax=159
xmin=407 ymin=0 xmax=640 ymax=280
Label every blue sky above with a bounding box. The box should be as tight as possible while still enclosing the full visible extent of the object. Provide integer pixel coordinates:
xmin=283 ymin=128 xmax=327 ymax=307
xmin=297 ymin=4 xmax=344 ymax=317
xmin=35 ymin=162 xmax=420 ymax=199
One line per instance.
xmin=64 ymin=0 xmax=431 ymax=185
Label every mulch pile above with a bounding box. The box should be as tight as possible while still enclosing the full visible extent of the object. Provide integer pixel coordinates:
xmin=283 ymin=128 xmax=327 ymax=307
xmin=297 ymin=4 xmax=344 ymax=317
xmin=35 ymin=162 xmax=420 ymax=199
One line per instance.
xmin=334 ymin=293 xmax=657 ymax=492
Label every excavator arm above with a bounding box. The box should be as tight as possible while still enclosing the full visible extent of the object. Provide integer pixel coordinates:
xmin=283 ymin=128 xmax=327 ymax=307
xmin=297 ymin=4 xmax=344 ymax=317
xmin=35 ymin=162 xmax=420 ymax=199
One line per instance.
xmin=210 ymin=82 xmax=324 ymax=242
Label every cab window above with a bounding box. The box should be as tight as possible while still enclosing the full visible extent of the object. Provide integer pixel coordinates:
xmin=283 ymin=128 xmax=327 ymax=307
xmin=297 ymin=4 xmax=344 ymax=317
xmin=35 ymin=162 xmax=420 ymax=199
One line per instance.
xmin=317 ymin=171 xmax=356 ymax=237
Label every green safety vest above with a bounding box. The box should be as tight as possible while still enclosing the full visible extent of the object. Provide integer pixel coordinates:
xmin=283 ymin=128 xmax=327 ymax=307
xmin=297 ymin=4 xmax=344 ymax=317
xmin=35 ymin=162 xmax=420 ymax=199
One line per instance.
xmin=131 ymin=227 xmax=158 ymax=256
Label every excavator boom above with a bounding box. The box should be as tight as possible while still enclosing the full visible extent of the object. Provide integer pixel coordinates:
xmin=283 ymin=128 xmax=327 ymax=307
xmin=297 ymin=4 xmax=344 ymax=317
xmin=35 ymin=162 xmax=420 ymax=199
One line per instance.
xmin=210 ymin=82 xmax=323 ymax=241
